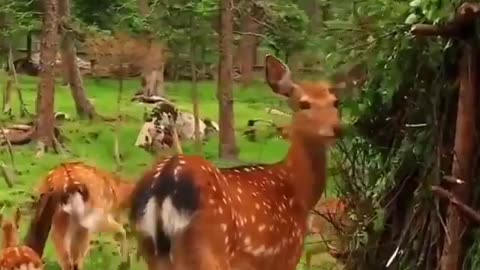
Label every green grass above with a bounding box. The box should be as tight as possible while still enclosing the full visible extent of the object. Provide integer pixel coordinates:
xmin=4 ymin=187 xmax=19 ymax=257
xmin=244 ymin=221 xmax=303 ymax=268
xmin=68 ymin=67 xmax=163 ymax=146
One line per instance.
xmin=0 ymin=74 xmax=341 ymax=269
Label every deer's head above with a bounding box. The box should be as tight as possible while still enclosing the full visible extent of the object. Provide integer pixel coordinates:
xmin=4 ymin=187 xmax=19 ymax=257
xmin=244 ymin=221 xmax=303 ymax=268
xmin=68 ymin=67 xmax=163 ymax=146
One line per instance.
xmin=265 ymin=55 xmax=341 ymax=143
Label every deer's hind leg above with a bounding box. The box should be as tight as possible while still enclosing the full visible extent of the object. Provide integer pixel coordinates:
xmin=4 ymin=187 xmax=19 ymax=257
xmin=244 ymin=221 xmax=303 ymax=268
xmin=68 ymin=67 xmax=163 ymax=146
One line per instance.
xmin=136 ymin=225 xmax=173 ymax=270
xmin=51 ymin=211 xmax=75 ymax=270
xmin=70 ymin=226 xmax=92 ymax=270
xmin=171 ymin=225 xmax=230 ymax=270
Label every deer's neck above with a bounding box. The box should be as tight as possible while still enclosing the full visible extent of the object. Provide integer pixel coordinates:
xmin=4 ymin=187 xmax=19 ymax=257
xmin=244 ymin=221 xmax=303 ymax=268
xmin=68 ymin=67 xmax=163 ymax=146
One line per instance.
xmin=284 ymin=133 xmax=328 ymax=210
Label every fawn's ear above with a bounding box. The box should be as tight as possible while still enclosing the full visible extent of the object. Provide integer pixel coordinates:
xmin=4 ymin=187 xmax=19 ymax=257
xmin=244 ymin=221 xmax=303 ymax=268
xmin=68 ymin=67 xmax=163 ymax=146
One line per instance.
xmin=265 ymin=54 xmax=294 ymax=97
xmin=14 ymin=208 xmax=21 ymax=229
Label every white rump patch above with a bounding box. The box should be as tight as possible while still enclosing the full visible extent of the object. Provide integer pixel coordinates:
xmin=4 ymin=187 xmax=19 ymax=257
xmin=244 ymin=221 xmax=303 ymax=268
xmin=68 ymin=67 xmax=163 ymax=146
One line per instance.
xmin=79 ymin=208 xmax=104 ymax=231
xmin=161 ymin=196 xmax=192 ymax=236
xmin=61 ymin=192 xmax=85 ymax=217
xmin=137 ymin=197 xmax=158 ymax=253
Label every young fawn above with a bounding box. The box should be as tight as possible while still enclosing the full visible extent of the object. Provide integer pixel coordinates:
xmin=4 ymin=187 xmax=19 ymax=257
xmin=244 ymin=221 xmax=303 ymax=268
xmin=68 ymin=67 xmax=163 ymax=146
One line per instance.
xmin=129 ymin=54 xmax=342 ymax=270
xmin=25 ymin=162 xmax=134 ymax=270
xmin=0 ymin=209 xmax=43 ymax=270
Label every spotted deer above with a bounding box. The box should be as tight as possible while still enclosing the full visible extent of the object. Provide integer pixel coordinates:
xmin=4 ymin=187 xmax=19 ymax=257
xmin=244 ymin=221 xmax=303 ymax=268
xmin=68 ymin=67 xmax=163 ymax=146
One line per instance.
xmin=305 ymin=198 xmax=352 ymax=268
xmin=0 ymin=209 xmax=43 ymax=270
xmin=25 ymin=162 xmax=134 ymax=270
xmin=129 ymin=54 xmax=342 ymax=270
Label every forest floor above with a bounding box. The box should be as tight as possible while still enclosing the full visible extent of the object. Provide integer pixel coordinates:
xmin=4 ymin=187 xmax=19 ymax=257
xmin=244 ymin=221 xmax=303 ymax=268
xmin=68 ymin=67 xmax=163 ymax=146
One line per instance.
xmin=0 ymin=74 xmax=341 ymax=269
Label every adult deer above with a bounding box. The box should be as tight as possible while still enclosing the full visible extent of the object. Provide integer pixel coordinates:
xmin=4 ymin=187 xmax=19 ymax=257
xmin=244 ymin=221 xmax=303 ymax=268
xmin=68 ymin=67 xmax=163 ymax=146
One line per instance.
xmin=0 ymin=209 xmax=43 ymax=270
xmin=25 ymin=162 xmax=134 ymax=270
xmin=130 ymin=54 xmax=342 ymax=270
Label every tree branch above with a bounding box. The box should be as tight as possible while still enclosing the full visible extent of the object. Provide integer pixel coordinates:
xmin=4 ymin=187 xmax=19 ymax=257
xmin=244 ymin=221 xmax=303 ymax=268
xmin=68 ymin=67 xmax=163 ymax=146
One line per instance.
xmin=410 ymin=24 xmax=459 ymax=38
xmin=411 ymin=2 xmax=480 ymax=38
xmin=431 ymin=185 xmax=480 ymax=224
xmin=233 ymin=31 xmax=275 ymax=46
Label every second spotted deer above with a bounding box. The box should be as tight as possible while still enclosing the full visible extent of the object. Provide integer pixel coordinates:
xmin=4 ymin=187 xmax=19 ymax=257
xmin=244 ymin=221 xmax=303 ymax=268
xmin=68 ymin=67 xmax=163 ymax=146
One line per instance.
xmin=130 ymin=54 xmax=343 ymax=270
xmin=0 ymin=209 xmax=43 ymax=270
xmin=25 ymin=162 xmax=134 ymax=270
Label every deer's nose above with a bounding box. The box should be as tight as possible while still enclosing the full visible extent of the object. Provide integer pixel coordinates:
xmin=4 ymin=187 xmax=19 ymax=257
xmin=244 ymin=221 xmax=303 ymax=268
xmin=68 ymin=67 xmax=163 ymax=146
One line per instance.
xmin=333 ymin=124 xmax=343 ymax=137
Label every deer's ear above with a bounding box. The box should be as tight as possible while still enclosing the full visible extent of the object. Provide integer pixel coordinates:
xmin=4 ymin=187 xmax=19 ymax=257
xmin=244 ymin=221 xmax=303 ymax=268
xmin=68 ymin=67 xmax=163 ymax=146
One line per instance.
xmin=265 ymin=54 xmax=294 ymax=97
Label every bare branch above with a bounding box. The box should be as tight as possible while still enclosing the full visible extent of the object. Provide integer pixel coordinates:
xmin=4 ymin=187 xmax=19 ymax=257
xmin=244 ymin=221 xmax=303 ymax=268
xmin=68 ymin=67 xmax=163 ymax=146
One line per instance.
xmin=410 ymin=24 xmax=458 ymax=38
xmin=233 ymin=31 xmax=275 ymax=46
xmin=431 ymin=185 xmax=480 ymax=224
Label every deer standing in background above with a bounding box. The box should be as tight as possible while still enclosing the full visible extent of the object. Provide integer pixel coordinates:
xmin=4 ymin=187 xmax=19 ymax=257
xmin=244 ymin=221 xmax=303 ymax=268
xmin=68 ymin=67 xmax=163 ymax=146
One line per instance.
xmin=129 ymin=54 xmax=342 ymax=270
xmin=0 ymin=209 xmax=43 ymax=270
xmin=25 ymin=162 xmax=134 ymax=270
xmin=305 ymin=198 xmax=353 ymax=268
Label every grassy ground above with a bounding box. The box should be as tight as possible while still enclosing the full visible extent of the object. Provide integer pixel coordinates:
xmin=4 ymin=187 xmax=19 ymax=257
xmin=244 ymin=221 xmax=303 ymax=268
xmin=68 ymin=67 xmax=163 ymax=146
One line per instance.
xmin=0 ymin=74 xmax=341 ymax=269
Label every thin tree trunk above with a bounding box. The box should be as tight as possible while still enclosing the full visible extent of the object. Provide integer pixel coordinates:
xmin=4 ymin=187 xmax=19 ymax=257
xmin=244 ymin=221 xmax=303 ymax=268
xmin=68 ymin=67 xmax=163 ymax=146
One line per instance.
xmin=2 ymin=78 xmax=12 ymax=115
xmin=26 ymin=31 xmax=32 ymax=60
xmin=440 ymin=41 xmax=477 ymax=270
xmin=190 ymin=31 xmax=202 ymax=154
xmin=8 ymin=44 xmax=29 ymax=117
xmin=235 ymin=4 xmax=263 ymax=87
xmin=36 ymin=0 xmax=60 ymax=154
xmin=137 ymin=0 xmax=165 ymax=97
xmin=58 ymin=0 xmax=97 ymax=119
xmin=217 ymin=0 xmax=238 ymax=160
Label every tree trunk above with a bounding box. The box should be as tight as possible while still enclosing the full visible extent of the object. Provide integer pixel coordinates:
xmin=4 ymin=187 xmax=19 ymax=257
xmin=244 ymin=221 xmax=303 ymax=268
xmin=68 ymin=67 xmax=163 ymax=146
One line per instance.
xmin=26 ymin=31 xmax=32 ymax=60
xmin=36 ymin=0 xmax=60 ymax=153
xmin=0 ymin=11 xmax=7 ymax=55
xmin=137 ymin=0 xmax=165 ymax=97
xmin=235 ymin=4 xmax=263 ymax=87
xmin=217 ymin=0 xmax=238 ymax=160
xmin=141 ymin=63 xmax=164 ymax=96
xmin=2 ymin=78 xmax=12 ymax=115
xmin=8 ymin=44 xmax=30 ymax=117
xmin=191 ymin=34 xmax=202 ymax=154
xmin=440 ymin=41 xmax=478 ymax=270
xmin=58 ymin=0 xmax=97 ymax=119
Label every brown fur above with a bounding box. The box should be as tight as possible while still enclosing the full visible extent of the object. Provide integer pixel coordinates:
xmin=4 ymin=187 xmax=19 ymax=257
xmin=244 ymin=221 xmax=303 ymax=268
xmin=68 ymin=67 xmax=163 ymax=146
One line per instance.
xmin=25 ymin=162 xmax=134 ymax=270
xmin=0 ymin=209 xmax=44 ymax=269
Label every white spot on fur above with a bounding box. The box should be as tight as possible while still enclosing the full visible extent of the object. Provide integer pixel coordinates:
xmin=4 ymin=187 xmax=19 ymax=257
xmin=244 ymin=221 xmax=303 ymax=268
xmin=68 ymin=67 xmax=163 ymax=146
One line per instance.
xmin=251 ymin=245 xmax=266 ymax=256
xmin=258 ymin=224 xmax=266 ymax=232
xmin=161 ymin=197 xmax=192 ymax=236
xmin=173 ymin=166 xmax=181 ymax=179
